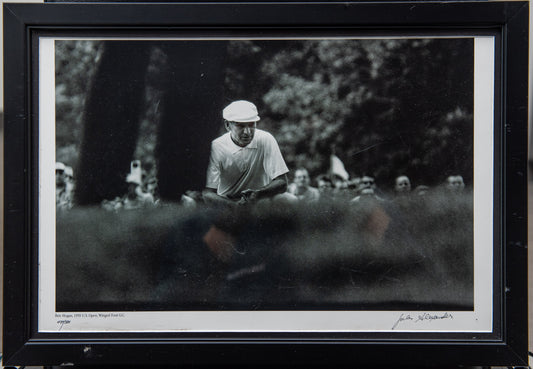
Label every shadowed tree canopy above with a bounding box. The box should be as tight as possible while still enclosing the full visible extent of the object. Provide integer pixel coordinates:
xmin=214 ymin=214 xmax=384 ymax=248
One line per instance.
xmin=242 ymin=39 xmax=474 ymax=188
xmin=70 ymin=41 xmax=226 ymax=204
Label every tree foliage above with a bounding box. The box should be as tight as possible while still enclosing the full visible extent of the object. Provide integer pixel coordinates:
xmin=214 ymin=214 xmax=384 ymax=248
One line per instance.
xmin=223 ymin=38 xmax=473 ymax=188
xmin=55 ymin=40 xmax=102 ymax=165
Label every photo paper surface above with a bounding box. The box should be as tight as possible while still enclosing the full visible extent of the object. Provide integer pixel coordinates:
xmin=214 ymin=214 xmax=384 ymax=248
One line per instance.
xmin=39 ymin=35 xmax=495 ymax=333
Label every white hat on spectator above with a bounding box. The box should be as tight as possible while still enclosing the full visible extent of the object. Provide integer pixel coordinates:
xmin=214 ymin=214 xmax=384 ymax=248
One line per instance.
xmin=56 ymin=162 xmax=66 ymax=172
xmin=223 ymin=100 xmax=260 ymax=122
xmin=126 ymin=173 xmax=141 ymax=185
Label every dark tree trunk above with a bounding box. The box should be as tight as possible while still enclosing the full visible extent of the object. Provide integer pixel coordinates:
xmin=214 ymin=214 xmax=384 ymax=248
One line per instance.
xmin=156 ymin=41 xmax=227 ymax=201
xmin=75 ymin=42 xmax=151 ymax=205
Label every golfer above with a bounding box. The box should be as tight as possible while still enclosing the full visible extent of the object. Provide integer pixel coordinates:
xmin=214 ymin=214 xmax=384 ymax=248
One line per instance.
xmin=203 ymin=100 xmax=289 ymax=206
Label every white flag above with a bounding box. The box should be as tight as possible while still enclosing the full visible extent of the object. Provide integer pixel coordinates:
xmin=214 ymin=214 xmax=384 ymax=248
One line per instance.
xmin=330 ymin=154 xmax=349 ymax=180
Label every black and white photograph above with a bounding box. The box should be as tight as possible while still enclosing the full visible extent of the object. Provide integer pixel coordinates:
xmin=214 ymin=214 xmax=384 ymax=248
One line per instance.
xmin=38 ymin=35 xmax=495 ymax=332
xmin=5 ymin=1 xmax=529 ymax=365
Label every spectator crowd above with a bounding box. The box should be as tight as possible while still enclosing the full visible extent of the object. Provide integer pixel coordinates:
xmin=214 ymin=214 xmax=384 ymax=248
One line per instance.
xmin=55 ymin=158 xmax=466 ymax=212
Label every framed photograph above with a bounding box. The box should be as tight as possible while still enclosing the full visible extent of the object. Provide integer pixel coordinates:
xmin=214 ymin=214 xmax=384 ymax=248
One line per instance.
xmin=3 ymin=1 xmax=529 ymax=366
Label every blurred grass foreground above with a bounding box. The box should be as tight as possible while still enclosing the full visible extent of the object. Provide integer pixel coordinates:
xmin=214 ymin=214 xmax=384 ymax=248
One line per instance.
xmin=57 ymin=191 xmax=473 ymax=312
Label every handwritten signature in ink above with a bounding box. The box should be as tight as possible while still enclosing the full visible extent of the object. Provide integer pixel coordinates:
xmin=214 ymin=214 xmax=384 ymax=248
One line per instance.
xmin=392 ymin=312 xmax=453 ymax=330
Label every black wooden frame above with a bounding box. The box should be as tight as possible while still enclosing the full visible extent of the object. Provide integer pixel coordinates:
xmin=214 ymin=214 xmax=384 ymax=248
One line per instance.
xmin=3 ymin=1 xmax=529 ymax=366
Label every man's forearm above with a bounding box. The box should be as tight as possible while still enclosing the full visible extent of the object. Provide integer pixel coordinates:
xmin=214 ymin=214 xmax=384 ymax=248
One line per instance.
xmin=202 ymin=189 xmax=237 ymax=206
xmin=255 ymin=175 xmax=288 ymax=199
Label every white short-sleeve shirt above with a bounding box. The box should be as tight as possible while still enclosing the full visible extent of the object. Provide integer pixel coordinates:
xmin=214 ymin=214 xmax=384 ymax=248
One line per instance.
xmin=206 ymin=129 xmax=289 ymax=199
